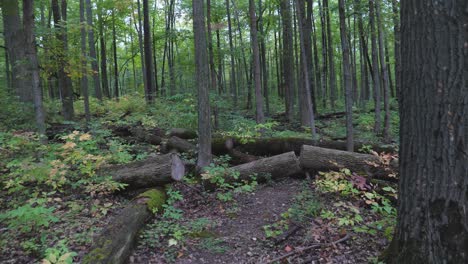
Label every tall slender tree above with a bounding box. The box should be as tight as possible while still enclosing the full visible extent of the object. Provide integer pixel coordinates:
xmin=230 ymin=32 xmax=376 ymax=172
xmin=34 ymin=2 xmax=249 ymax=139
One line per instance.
xmin=192 ymin=0 xmax=212 ymax=168
xmin=338 ymin=0 xmax=353 ymax=151
xmin=80 ymin=0 xmax=90 ymax=123
xmin=85 ymin=0 xmax=102 ymax=100
xmin=23 ymin=0 xmax=46 ymax=142
xmin=143 ymin=0 xmax=155 ymax=103
xmin=323 ymin=0 xmax=337 ymax=110
xmin=249 ymin=0 xmax=265 ymax=124
xmin=369 ymin=0 xmax=381 ymax=133
xmin=280 ymin=0 xmax=295 ymax=122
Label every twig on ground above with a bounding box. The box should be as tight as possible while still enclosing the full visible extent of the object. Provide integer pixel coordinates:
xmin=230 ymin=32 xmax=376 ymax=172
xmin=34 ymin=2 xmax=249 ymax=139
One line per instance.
xmin=264 ymin=234 xmax=350 ymax=264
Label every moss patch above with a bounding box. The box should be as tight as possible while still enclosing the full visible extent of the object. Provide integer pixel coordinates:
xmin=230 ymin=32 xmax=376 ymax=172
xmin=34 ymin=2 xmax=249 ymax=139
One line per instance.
xmin=137 ymin=189 xmax=166 ymax=213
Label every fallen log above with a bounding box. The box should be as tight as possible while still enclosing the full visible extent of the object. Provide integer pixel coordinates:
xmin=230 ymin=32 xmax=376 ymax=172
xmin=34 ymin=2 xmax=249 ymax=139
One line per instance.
xmin=165 ymin=136 xmax=196 ymax=153
xmin=105 ymin=153 xmax=185 ymax=189
xmin=229 ymin=151 xmax=302 ymax=182
xmin=109 ymin=125 xmax=164 ymax=145
xmin=83 ymin=189 xmax=166 ymax=264
xmin=299 ymin=145 xmax=396 ymax=177
xmin=168 ymin=128 xmax=197 ymax=139
xmin=212 ymin=137 xmax=396 ymax=156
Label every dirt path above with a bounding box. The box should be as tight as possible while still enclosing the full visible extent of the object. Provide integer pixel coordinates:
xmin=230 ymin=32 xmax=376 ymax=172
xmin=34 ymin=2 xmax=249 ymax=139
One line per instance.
xmin=176 ymin=180 xmax=303 ymax=264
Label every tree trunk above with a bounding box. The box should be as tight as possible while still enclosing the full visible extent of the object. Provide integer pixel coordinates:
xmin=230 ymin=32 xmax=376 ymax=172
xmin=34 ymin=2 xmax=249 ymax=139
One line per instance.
xmin=106 ymin=154 xmax=185 ymax=188
xmin=323 ymin=0 xmax=336 ymax=110
xmin=375 ymin=0 xmax=390 ymax=141
xmin=280 ymin=0 xmax=295 ymax=122
xmin=23 ymin=0 xmax=46 ymax=142
xmin=143 ymin=0 xmax=155 ymax=103
xmin=249 ymin=0 xmax=265 ymax=124
xmin=83 ymin=189 xmax=166 ymax=264
xmin=80 ymin=0 xmax=91 ymax=124
xmin=384 ymin=1 xmax=468 ymax=263
xmin=391 ymin=0 xmax=400 ymax=99
xmin=318 ymin=0 xmax=328 ymax=108
xmin=193 ymin=0 xmax=212 ymax=168
xmin=338 ymin=0 xmax=354 ymax=151
xmin=111 ymin=10 xmax=119 ymax=99
xmin=52 ymin=0 xmax=74 ymax=120
xmin=369 ymin=0 xmax=381 ymax=134
xmin=230 ymin=151 xmax=302 ymax=182
xmin=1 ymin=0 xmax=31 ymax=102
xmin=136 ymin=0 xmax=148 ymax=97
xmin=85 ymin=0 xmax=102 ymax=101
xmin=98 ymin=0 xmax=110 ymax=98
xmin=226 ymin=0 xmax=237 ymax=107
xmin=206 ymin=0 xmax=217 ymax=92
xmin=295 ymin=0 xmax=316 ymax=135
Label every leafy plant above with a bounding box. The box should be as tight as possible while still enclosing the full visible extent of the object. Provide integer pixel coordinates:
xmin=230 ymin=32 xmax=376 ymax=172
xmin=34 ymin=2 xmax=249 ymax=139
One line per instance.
xmin=41 ymin=240 xmax=77 ymax=264
xmin=0 ymin=199 xmax=59 ymax=233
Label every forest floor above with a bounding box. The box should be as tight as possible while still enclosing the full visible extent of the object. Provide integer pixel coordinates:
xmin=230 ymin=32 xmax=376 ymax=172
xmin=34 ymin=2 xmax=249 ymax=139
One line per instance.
xmin=130 ymin=178 xmax=391 ymax=264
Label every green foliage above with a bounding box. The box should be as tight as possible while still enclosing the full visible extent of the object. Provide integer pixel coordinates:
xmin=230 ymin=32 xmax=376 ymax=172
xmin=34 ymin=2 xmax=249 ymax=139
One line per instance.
xmin=0 ymin=199 xmax=59 ymax=233
xmin=316 ymin=169 xmax=360 ymax=197
xmin=220 ymin=120 xmax=278 ymax=144
xmin=41 ymin=240 xmax=77 ymax=264
xmin=288 ymin=187 xmax=321 ymax=222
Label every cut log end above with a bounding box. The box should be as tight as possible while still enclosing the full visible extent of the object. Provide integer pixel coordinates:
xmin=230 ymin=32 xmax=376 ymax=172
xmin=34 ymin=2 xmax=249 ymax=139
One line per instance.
xmin=171 ymin=154 xmax=185 ymax=181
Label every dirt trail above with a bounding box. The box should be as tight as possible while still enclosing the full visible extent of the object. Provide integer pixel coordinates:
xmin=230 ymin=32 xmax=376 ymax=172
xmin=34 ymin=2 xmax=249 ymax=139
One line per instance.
xmin=176 ymin=180 xmax=303 ymax=264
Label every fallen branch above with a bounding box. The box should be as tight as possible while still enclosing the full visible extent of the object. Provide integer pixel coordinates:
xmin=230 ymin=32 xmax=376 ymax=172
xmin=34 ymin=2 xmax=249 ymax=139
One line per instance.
xmin=264 ymin=234 xmax=350 ymax=264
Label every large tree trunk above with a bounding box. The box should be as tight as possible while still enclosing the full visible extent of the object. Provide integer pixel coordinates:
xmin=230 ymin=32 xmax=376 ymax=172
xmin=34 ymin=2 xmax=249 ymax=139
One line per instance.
xmin=1 ymin=0 xmax=31 ymax=102
xmin=229 ymin=151 xmax=302 ymax=182
xmin=111 ymin=9 xmax=119 ymax=98
xmin=338 ymin=0 xmax=353 ymax=151
xmin=193 ymin=0 xmax=212 ymax=168
xmin=384 ymin=1 xmax=468 ymax=263
xmin=106 ymin=154 xmax=185 ymax=189
xmin=83 ymin=189 xmax=166 ymax=264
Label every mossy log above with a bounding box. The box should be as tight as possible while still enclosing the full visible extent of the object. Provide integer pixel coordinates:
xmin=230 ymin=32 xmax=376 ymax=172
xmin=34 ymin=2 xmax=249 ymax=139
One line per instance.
xmin=229 ymin=151 xmax=302 ymax=182
xmin=299 ymin=145 xmax=396 ymax=177
xmin=168 ymin=128 xmax=198 ymax=139
xmin=83 ymin=189 xmax=166 ymax=264
xmin=106 ymin=154 xmax=185 ymax=188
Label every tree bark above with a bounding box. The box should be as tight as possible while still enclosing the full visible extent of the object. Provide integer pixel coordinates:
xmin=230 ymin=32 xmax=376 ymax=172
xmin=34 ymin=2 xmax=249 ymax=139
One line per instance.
xmin=86 ymin=0 xmax=102 ymax=101
xmin=338 ymin=0 xmax=354 ymax=151
xmin=226 ymin=0 xmax=237 ymax=107
xmin=23 ymin=0 xmax=46 ymax=142
xmin=193 ymin=0 xmax=212 ymax=168
xmin=369 ymin=0 xmax=381 ymax=134
xmin=280 ymin=0 xmax=295 ymax=122
xmin=143 ymin=0 xmax=155 ymax=103
xmin=323 ymin=0 xmax=336 ymax=110
xmin=384 ymin=1 xmax=468 ymax=263
xmin=52 ymin=0 xmax=74 ymax=120
xmin=98 ymin=0 xmax=110 ymax=98
xmin=375 ymin=0 xmax=390 ymax=141
xmin=111 ymin=9 xmax=119 ymax=99
xmin=249 ymin=0 xmax=265 ymax=124
xmin=295 ymin=0 xmax=316 ymax=135
xmin=80 ymin=0 xmax=91 ymax=124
